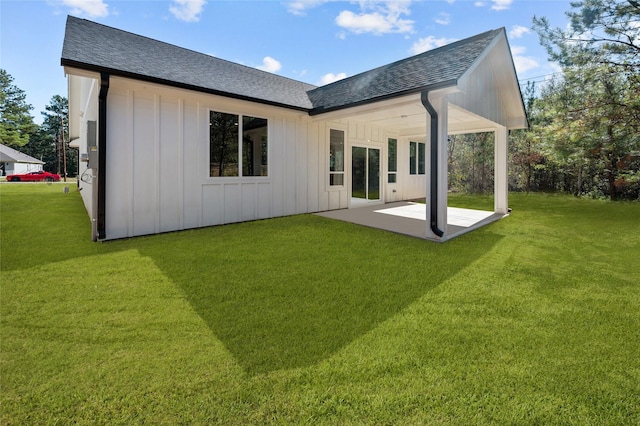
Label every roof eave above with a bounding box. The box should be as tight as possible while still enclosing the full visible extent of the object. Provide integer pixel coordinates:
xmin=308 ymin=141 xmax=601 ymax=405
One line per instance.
xmin=308 ymin=79 xmax=459 ymax=117
xmin=61 ymin=58 xmax=313 ymax=114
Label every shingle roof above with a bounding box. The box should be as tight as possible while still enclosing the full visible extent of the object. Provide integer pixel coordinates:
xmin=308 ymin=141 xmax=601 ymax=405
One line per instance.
xmin=0 ymin=144 xmax=44 ymax=164
xmin=61 ymin=17 xmax=504 ymax=115
xmin=307 ymin=28 xmax=503 ymax=114
xmin=61 ymin=16 xmax=317 ymax=110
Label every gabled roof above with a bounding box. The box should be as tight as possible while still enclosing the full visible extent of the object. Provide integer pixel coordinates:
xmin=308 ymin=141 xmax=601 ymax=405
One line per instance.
xmin=0 ymin=144 xmax=44 ymax=164
xmin=307 ymin=29 xmax=504 ymax=115
xmin=61 ymin=17 xmax=519 ymax=120
xmin=61 ymin=16 xmax=317 ymax=111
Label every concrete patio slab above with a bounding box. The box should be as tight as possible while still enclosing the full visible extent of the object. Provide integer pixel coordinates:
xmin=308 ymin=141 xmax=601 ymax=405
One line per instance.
xmin=315 ymin=201 xmax=506 ymax=241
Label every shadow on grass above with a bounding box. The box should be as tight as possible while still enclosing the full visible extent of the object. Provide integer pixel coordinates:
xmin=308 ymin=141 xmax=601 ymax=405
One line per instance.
xmin=139 ymin=216 xmax=503 ymax=375
xmin=1 ymin=185 xmax=502 ymax=376
xmin=0 ymin=184 xmax=114 ymax=271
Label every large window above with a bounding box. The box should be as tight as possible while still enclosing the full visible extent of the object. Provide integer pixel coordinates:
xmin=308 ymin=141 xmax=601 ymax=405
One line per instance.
xmin=329 ymin=129 xmax=344 ymax=186
xmin=242 ymin=116 xmax=268 ymax=176
xmin=409 ymin=141 xmax=425 ymax=175
xmin=209 ymin=111 xmax=268 ymax=177
xmin=388 ymin=138 xmax=397 ymax=183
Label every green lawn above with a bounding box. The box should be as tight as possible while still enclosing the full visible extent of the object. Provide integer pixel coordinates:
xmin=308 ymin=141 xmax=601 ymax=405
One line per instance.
xmin=1 ymin=183 xmax=639 ymax=424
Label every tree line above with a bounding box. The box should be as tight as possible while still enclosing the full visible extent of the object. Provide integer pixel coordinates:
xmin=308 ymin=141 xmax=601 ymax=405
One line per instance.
xmin=451 ymin=0 xmax=639 ymax=200
xmin=2 ymin=1 xmax=638 ymax=199
xmin=0 ymin=70 xmax=74 ymax=178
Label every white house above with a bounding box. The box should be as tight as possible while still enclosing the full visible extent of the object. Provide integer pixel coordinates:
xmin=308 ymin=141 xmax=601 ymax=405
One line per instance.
xmin=61 ymin=16 xmax=527 ymax=242
xmin=0 ymin=144 xmax=44 ymax=176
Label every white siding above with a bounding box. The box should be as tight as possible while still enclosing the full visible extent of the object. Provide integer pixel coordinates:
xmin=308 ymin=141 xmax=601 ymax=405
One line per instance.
xmin=68 ymin=74 xmax=99 ymax=237
xmin=99 ymin=77 xmax=357 ymax=239
xmin=70 ymin=75 xmax=438 ymax=240
xmin=448 ymin=40 xmax=510 ymax=128
xmin=399 ymin=137 xmax=427 ymax=201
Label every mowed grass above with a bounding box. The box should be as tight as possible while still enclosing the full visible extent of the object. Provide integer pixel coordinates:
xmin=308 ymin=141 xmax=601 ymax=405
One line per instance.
xmin=1 ymin=183 xmax=639 ymax=425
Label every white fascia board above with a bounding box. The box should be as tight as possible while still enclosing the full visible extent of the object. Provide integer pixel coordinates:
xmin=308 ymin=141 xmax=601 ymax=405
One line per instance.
xmin=64 ymin=66 xmax=101 ymax=80
xmin=308 ymin=93 xmax=423 ymax=122
xmin=457 ymin=30 xmax=505 ymax=88
xmin=456 ymin=33 xmax=527 ymax=130
xmin=67 ymin=75 xmax=82 ymax=142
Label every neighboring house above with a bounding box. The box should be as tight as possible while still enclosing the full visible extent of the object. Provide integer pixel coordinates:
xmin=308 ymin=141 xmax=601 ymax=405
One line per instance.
xmin=61 ymin=16 xmax=527 ymax=242
xmin=0 ymin=144 xmax=44 ymax=176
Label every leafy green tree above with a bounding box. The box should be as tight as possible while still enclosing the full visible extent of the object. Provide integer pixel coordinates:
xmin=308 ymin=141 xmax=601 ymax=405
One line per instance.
xmin=448 ymin=132 xmax=494 ymax=194
xmin=0 ymin=69 xmax=37 ymax=147
xmin=534 ymin=0 xmax=640 ymax=69
xmin=509 ymin=81 xmax=545 ymax=193
xmin=38 ymin=95 xmax=75 ymax=177
xmin=22 ymin=127 xmax=56 ymax=172
xmin=532 ymin=0 xmax=640 ymax=199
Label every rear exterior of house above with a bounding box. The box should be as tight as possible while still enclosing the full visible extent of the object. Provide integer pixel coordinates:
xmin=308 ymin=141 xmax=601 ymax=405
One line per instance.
xmin=62 ymin=16 xmax=527 ymax=241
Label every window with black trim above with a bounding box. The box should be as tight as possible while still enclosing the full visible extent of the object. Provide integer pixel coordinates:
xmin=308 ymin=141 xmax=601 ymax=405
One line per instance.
xmin=209 ymin=111 xmax=268 ymax=177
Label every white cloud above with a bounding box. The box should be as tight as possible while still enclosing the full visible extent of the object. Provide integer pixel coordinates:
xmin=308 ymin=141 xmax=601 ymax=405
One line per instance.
xmin=473 ymin=0 xmax=511 ymax=10
xmin=319 ymin=72 xmax=347 ymax=85
xmin=62 ymin=0 xmax=109 ymax=18
xmin=256 ymin=56 xmax=282 ymax=73
xmin=509 ymin=25 xmax=531 ymax=39
xmin=169 ymin=0 xmax=206 ymax=22
xmin=435 ymin=12 xmax=451 ymax=25
xmin=335 ymin=1 xmax=414 ymax=35
xmin=491 ymin=0 xmax=512 ymax=11
xmin=410 ymin=35 xmax=458 ymax=55
xmin=286 ymin=0 xmax=327 ymax=16
xmin=511 ymin=46 xmax=539 ymax=75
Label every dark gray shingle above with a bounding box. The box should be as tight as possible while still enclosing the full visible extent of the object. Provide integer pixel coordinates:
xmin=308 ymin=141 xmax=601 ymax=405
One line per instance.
xmin=307 ymin=29 xmax=503 ymax=114
xmin=61 ymin=17 xmax=503 ymax=114
xmin=61 ymin=16 xmax=317 ymax=110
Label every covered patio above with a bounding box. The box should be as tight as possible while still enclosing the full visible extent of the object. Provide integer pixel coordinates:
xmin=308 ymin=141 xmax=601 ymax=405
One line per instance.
xmin=316 ymin=201 xmax=506 ymax=241
xmin=309 ymin=27 xmax=527 ymax=241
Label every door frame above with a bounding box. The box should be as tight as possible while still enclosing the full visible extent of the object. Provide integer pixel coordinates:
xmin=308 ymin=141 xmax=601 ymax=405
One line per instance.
xmin=349 ymin=141 xmax=384 ymax=208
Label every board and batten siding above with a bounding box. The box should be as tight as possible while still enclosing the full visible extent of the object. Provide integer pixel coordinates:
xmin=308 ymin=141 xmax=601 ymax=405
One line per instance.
xmin=69 ymin=75 xmax=100 ymax=220
xmin=104 ymin=77 xmax=346 ymax=240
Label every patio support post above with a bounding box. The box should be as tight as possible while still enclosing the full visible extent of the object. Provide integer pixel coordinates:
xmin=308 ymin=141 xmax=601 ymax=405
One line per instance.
xmin=494 ymin=125 xmax=508 ymax=214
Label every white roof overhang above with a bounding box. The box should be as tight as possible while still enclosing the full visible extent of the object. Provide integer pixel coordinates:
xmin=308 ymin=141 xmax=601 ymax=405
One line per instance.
xmin=309 ymin=88 xmax=506 ymax=139
xmin=309 ymin=30 xmax=527 ymax=137
xmin=65 ymin=67 xmax=101 ymax=145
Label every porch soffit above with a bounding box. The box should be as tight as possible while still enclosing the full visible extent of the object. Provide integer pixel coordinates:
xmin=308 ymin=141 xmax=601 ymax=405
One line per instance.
xmin=310 ymin=93 xmax=501 ymax=138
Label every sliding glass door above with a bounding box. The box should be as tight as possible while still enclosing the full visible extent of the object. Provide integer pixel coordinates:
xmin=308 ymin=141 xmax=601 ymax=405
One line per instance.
xmin=352 ymin=146 xmax=380 ymax=202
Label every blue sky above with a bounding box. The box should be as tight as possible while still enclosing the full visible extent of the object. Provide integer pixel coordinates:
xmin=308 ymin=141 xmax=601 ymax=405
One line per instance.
xmin=1 ymin=0 xmax=572 ymax=124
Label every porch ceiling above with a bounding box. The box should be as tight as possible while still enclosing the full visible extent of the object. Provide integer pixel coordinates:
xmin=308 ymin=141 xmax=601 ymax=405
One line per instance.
xmin=310 ymin=93 xmax=500 ymax=138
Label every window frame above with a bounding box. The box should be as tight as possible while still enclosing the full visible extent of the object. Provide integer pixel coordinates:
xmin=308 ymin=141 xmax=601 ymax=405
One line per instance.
xmin=409 ymin=141 xmax=426 ymax=175
xmin=388 ymin=137 xmax=397 ymax=184
xmin=328 ymin=127 xmax=346 ymax=189
xmin=208 ymin=109 xmax=269 ymax=179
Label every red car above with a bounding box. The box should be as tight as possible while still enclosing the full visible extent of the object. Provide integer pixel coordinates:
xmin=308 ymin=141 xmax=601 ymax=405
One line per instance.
xmin=6 ymin=171 xmax=61 ymax=182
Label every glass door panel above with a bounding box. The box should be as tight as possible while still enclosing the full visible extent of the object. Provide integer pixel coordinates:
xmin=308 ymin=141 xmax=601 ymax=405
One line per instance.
xmin=368 ymin=148 xmax=380 ymax=201
xmin=352 ymin=146 xmax=380 ymax=201
xmin=352 ymin=146 xmax=366 ymax=199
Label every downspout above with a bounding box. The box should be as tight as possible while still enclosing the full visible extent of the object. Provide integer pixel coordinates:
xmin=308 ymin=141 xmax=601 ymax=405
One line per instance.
xmin=97 ymin=73 xmax=109 ymax=240
xmin=421 ymin=83 xmax=455 ymax=238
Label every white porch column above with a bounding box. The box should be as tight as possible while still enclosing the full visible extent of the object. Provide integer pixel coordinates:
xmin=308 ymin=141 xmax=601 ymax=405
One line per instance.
xmin=425 ymin=93 xmax=449 ymax=240
xmin=494 ymin=125 xmax=509 ymax=214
